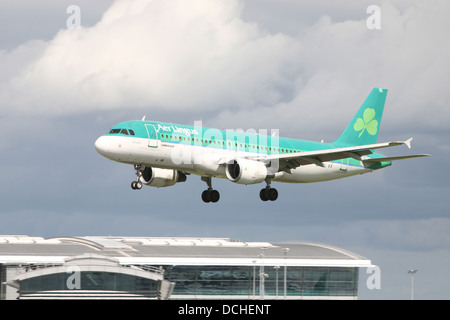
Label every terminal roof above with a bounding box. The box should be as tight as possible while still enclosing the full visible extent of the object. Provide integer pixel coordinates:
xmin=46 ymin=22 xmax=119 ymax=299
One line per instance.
xmin=0 ymin=235 xmax=372 ymax=267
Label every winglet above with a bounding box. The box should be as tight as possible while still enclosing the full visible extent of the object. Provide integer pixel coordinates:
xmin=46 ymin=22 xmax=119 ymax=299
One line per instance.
xmin=404 ymin=137 xmax=413 ymax=149
xmin=141 ymin=116 xmax=146 ymax=121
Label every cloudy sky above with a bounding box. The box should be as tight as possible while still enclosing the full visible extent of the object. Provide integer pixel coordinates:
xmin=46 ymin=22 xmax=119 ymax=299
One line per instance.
xmin=1 ymin=0 xmax=449 ymax=299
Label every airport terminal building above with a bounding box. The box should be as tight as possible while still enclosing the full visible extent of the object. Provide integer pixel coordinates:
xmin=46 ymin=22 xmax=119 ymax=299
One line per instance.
xmin=0 ymin=235 xmax=372 ymax=300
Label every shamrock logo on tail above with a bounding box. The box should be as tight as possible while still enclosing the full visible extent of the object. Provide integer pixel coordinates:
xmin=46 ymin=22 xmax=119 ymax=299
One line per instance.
xmin=354 ymin=108 xmax=378 ymax=137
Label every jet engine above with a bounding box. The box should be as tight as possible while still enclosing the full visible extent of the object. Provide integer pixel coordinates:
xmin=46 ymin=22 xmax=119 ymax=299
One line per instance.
xmin=140 ymin=167 xmax=186 ymax=188
xmin=225 ymin=159 xmax=268 ymax=185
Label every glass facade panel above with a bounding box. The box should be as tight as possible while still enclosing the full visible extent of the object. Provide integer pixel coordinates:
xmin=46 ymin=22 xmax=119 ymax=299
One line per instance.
xmin=20 ymin=272 xmax=158 ymax=296
xmin=15 ymin=265 xmax=358 ymax=299
xmin=162 ymin=265 xmax=358 ymax=298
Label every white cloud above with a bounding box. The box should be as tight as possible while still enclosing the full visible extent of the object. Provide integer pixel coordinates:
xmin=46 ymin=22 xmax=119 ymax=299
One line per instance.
xmin=0 ymin=0 xmax=449 ymax=136
xmin=215 ymin=1 xmax=450 ymax=134
xmin=0 ymin=0 xmax=300 ymax=116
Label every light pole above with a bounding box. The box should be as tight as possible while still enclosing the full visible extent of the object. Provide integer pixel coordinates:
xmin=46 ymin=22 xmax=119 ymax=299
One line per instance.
xmin=283 ymin=248 xmax=290 ymax=300
xmin=274 ymin=266 xmax=280 ymax=299
xmin=259 ymin=248 xmax=268 ymax=300
xmin=408 ymin=269 xmax=417 ymax=300
xmin=252 ymin=260 xmax=256 ymax=300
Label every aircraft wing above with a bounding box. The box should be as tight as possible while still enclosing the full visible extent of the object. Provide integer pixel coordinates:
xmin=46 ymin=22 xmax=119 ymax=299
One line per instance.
xmin=361 ymin=154 xmax=430 ymax=165
xmin=247 ymin=138 xmax=424 ymax=171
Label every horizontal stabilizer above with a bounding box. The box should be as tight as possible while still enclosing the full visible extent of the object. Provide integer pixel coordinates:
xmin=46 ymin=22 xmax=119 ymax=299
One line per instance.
xmin=362 ymin=154 xmax=430 ymax=165
xmin=254 ymin=139 xmax=414 ymax=165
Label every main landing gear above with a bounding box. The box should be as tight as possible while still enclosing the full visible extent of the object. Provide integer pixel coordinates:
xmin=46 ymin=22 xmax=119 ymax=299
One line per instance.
xmin=259 ymin=179 xmax=278 ymax=201
xmin=131 ymin=164 xmax=143 ymax=190
xmin=199 ymin=177 xmax=278 ymax=203
xmin=201 ymin=177 xmax=220 ymax=203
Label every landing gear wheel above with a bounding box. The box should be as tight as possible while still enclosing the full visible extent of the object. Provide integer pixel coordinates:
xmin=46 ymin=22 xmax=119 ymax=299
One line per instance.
xmin=201 ymin=177 xmax=220 ymax=203
xmin=131 ymin=164 xmax=144 ymax=190
xmin=268 ymin=188 xmax=278 ymax=201
xmin=260 ymin=188 xmax=269 ymax=201
xmin=260 ymin=188 xmax=278 ymax=201
xmin=260 ymin=178 xmax=278 ymax=201
xmin=131 ymin=181 xmax=142 ymax=190
xmin=210 ymin=190 xmax=220 ymax=203
xmin=202 ymin=190 xmax=211 ymax=203
xmin=201 ymin=189 xmax=220 ymax=203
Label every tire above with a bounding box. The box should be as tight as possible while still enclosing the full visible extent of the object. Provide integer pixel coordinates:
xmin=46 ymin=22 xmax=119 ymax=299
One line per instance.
xmin=202 ymin=190 xmax=211 ymax=203
xmin=259 ymin=189 xmax=269 ymax=201
xmin=211 ymin=190 xmax=220 ymax=203
xmin=268 ymin=188 xmax=278 ymax=201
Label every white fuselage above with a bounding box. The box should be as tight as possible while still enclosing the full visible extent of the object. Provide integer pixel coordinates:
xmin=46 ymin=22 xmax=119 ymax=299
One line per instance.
xmin=95 ymin=135 xmax=372 ymax=184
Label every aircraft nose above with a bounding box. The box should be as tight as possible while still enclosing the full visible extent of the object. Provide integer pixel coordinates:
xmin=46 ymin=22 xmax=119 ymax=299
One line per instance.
xmin=95 ymin=136 xmax=111 ymax=157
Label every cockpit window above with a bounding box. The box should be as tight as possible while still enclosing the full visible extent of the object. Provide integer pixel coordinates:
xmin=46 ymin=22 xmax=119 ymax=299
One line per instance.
xmin=109 ymin=128 xmax=136 ymax=135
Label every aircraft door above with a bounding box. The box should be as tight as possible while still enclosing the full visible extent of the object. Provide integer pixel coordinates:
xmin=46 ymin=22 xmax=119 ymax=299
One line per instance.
xmin=340 ymin=158 xmax=349 ymax=171
xmin=145 ymin=124 xmax=159 ymax=148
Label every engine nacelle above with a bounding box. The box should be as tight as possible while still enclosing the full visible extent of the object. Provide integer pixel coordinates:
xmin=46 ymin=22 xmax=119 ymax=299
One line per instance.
xmin=140 ymin=167 xmax=186 ymax=188
xmin=225 ymin=159 xmax=268 ymax=185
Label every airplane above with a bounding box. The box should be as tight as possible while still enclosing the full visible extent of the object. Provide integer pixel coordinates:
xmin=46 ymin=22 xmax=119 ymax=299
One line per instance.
xmin=95 ymin=88 xmax=429 ymax=203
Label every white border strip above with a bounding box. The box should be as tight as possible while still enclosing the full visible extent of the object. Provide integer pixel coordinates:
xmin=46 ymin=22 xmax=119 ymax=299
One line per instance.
xmin=0 ymin=256 xmax=372 ymax=267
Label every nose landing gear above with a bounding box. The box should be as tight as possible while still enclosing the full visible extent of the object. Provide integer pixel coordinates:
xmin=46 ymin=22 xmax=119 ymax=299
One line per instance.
xmin=131 ymin=164 xmax=144 ymax=190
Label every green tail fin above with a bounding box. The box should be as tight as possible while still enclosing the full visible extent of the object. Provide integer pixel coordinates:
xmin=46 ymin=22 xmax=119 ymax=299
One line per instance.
xmin=333 ymin=88 xmax=387 ymax=146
